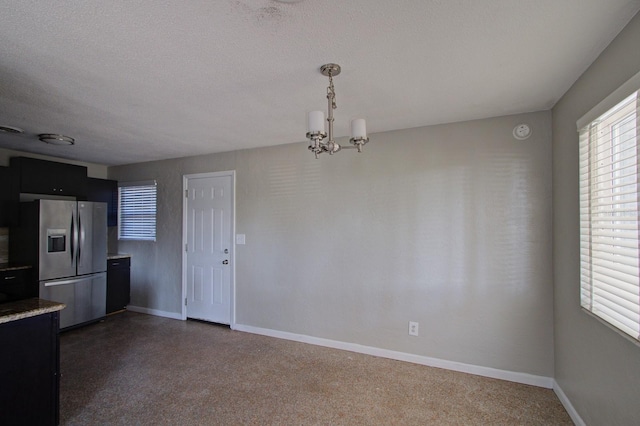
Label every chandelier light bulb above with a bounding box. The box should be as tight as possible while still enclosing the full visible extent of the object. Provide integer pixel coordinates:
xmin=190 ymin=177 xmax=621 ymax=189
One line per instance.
xmin=308 ymin=111 xmax=325 ymax=133
xmin=351 ymin=118 xmax=367 ymax=138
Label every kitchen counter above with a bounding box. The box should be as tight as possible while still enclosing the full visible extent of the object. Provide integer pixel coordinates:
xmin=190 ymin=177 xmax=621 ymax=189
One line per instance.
xmin=0 ymin=298 xmax=65 ymax=324
xmin=0 ymin=263 xmax=32 ymax=272
xmin=107 ymin=253 xmax=131 ymax=260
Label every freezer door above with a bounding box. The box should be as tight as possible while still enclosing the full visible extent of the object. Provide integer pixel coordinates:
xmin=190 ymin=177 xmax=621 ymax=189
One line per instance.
xmin=40 ymin=273 xmax=107 ymax=330
xmin=38 ymin=200 xmax=77 ymax=281
xmin=77 ymin=201 xmax=107 ymax=275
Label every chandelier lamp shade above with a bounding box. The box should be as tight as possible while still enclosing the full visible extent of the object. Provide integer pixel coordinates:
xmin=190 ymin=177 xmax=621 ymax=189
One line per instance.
xmin=306 ymin=63 xmax=369 ymax=158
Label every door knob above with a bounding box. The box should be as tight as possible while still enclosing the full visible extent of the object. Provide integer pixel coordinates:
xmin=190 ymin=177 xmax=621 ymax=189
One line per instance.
xmin=222 ymin=260 xmax=229 ymax=265
xmin=224 ymin=249 xmax=229 ymax=254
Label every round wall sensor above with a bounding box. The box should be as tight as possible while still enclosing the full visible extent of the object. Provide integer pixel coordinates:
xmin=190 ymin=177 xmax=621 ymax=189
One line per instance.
xmin=513 ymin=124 xmax=532 ymax=140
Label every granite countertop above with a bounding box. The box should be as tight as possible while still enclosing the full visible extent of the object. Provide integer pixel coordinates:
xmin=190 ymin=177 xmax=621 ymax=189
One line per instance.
xmin=107 ymin=253 xmax=131 ymax=260
xmin=0 ymin=298 xmax=66 ymax=325
xmin=0 ymin=263 xmax=33 ymax=272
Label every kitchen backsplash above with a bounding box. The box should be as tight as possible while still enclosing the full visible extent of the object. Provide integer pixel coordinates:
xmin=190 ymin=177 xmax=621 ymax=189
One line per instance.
xmin=0 ymin=228 xmax=8 ymax=263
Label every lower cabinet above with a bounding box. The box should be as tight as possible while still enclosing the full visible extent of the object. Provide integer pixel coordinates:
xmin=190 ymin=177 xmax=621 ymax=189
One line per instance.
xmin=106 ymin=257 xmax=130 ymax=314
xmin=0 ymin=268 xmax=36 ymax=303
xmin=0 ymin=312 xmax=60 ymax=426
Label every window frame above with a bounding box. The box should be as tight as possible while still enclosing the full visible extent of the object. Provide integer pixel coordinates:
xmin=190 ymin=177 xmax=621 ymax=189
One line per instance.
xmin=118 ymin=180 xmax=157 ymax=242
xmin=578 ymin=70 xmax=640 ymax=344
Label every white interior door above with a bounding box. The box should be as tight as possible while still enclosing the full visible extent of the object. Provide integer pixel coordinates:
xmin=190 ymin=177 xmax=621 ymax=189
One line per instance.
xmin=183 ymin=172 xmax=234 ymax=324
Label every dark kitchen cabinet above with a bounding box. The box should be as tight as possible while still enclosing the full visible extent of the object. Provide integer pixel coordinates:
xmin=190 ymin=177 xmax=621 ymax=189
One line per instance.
xmin=0 ymin=311 xmax=60 ymax=426
xmin=10 ymin=156 xmax=87 ymax=198
xmin=87 ymin=177 xmax=118 ymax=226
xmin=106 ymin=257 xmax=130 ymax=314
xmin=0 ymin=166 xmax=14 ymax=226
xmin=0 ymin=267 xmax=36 ymax=304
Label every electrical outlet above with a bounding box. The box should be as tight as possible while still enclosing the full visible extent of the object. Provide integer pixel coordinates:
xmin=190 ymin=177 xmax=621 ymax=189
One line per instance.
xmin=409 ymin=321 xmax=419 ymax=336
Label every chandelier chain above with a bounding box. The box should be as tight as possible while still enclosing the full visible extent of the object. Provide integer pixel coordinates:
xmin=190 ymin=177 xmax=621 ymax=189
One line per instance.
xmin=327 ymin=73 xmax=337 ymax=109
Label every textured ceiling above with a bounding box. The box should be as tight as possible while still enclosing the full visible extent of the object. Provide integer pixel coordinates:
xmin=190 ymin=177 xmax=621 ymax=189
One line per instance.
xmin=0 ymin=0 xmax=639 ymax=166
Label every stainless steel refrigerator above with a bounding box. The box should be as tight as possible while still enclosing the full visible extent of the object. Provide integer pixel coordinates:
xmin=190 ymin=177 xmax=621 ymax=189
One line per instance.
xmin=11 ymin=199 xmax=107 ymax=329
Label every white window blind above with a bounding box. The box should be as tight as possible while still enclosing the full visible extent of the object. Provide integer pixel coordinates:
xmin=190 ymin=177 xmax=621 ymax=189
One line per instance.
xmin=579 ymin=82 xmax=640 ymax=342
xmin=118 ymin=180 xmax=157 ymax=241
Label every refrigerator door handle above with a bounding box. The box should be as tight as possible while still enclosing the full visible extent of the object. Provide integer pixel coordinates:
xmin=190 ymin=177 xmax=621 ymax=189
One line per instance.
xmin=78 ymin=208 xmax=83 ymax=264
xmin=70 ymin=213 xmax=76 ymax=265
xmin=43 ymin=275 xmax=96 ymax=287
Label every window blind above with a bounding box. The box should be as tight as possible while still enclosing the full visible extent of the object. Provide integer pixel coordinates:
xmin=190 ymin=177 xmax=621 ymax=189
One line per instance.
xmin=118 ymin=180 xmax=157 ymax=241
xmin=579 ymin=88 xmax=640 ymax=342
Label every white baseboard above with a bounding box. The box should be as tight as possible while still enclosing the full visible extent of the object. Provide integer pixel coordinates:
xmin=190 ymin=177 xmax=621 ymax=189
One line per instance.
xmin=118 ymin=312 xmax=581 ymax=418
xmin=126 ymin=305 xmax=183 ymax=320
xmin=234 ymin=324 xmax=554 ymax=389
xmin=553 ymin=380 xmax=585 ymax=426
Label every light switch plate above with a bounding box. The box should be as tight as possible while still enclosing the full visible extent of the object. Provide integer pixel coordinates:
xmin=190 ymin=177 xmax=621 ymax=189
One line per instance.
xmin=236 ymin=234 xmax=246 ymax=245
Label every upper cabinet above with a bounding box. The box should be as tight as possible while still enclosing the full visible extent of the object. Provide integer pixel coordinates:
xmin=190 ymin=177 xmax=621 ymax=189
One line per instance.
xmin=3 ymin=157 xmax=118 ymax=227
xmin=0 ymin=166 xmax=14 ymax=227
xmin=87 ymin=177 xmax=118 ymax=227
xmin=10 ymin=157 xmax=87 ymax=198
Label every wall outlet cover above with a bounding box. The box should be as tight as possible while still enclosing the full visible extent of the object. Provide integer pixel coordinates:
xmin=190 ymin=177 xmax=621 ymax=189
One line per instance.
xmin=409 ymin=321 xmax=419 ymax=336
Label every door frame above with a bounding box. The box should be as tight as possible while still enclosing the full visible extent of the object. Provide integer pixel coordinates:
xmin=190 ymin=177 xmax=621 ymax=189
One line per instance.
xmin=181 ymin=170 xmax=236 ymax=328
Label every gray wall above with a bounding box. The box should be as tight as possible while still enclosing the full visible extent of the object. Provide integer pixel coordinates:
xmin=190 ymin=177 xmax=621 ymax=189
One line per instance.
xmin=110 ymin=110 xmax=554 ymax=377
xmin=552 ymin=12 xmax=640 ymax=426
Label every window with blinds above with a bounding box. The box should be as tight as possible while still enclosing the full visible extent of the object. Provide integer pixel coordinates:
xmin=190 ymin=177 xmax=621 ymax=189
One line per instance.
xmin=579 ymin=84 xmax=640 ymax=342
xmin=118 ymin=180 xmax=157 ymax=241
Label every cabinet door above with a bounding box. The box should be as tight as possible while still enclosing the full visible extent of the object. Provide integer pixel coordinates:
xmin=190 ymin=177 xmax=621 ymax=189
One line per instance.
xmin=0 ymin=268 xmax=36 ymax=303
xmin=11 ymin=157 xmax=87 ymax=197
xmin=0 ymin=166 xmax=12 ymax=226
xmin=106 ymin=258 xmax=130 ymax=314
xmin=87 ymin=178 xmax=118 ymax=226
xmin=0 ymin=312 xmax=59 ymax=426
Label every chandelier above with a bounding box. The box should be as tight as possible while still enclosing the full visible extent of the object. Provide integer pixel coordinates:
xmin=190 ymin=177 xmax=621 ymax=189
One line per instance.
xmin=306 ymin=63 xmax=369 ymax=158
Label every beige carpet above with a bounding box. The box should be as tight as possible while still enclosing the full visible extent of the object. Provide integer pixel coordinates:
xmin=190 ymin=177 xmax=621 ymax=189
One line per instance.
xmin=59 ymin=311 xmax=572 ymax=425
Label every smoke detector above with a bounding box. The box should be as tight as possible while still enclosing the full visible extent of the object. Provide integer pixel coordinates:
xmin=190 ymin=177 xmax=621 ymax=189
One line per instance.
xmin=513 ymin=124 xmax=532 ymax=140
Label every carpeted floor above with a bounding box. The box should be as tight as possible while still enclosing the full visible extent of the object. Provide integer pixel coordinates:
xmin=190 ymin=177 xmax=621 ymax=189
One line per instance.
xmin=59 ymin=311 xmax=572 ymax=425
